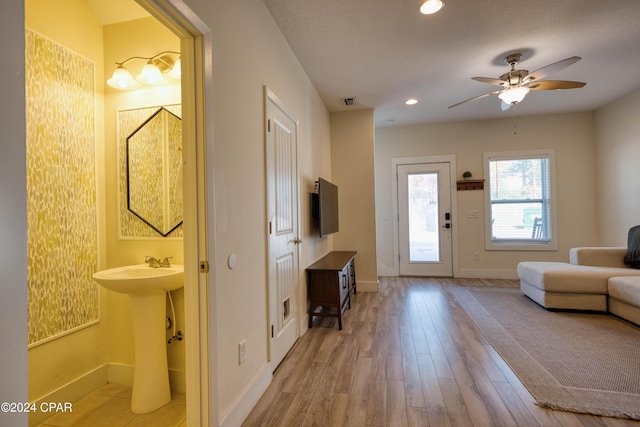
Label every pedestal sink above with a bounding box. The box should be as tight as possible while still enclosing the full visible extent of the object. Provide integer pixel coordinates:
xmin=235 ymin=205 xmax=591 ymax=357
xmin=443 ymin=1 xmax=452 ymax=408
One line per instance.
xmin=92 ymin=264 xmax=184 ymax=414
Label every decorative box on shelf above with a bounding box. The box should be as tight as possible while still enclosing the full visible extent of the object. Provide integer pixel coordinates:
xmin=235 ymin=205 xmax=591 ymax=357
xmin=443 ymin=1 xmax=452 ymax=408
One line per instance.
xmin=457 ymin=179 xmax=485 ymax=191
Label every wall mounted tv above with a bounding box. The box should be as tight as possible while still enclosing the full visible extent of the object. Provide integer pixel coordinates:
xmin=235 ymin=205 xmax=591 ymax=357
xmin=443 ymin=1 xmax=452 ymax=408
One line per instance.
xmin=312 ymin=177 xmax=339 ymax=237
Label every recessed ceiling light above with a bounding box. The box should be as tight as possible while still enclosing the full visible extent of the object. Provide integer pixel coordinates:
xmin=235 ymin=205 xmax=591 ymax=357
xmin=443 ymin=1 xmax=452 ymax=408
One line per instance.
xmin=405 ymin=98 xmax=418 ymax=105
xmin=420 ymin=0 xmax=444 ymax=14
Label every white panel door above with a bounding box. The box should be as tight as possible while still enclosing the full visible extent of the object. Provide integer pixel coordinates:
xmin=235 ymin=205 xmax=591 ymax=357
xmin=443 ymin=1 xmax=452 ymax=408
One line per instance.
xmin=398 ymin=163 xmax=453 ymax=276
xmin=266 ymin=89 xmax=300 ymax=370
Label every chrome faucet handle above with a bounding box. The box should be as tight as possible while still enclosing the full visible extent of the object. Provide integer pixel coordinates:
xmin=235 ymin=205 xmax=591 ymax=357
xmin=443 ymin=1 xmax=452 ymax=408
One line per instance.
xmin=160 ymin=256 xmax=173 ymax=267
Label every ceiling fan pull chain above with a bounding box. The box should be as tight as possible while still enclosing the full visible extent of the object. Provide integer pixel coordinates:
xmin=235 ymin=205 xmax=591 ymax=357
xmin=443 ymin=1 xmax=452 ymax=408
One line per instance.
xmin=513 ymin=106 xmax=518 ymax=135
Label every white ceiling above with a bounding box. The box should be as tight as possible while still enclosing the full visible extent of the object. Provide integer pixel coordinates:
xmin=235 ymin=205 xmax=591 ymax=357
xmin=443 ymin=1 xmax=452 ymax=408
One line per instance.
xmin=263 ymin=0 xmax=640 ymax=127
xmin=85 ymin=0 xmax=640 ymax=128
xmin=85 ymin=0 xmax=149 ymax=25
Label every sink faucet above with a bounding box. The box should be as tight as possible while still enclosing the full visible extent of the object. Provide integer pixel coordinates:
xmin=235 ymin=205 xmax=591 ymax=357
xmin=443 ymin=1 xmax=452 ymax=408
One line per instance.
xmin=145 ymin=256 xmax=173 ymax=268
xmin=145 ymin=256 xmax=162 ymax=268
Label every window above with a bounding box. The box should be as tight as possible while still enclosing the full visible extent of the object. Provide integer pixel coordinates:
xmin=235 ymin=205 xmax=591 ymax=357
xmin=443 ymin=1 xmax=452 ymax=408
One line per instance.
xmin=483 ymin=150 xmax=557 ymax=250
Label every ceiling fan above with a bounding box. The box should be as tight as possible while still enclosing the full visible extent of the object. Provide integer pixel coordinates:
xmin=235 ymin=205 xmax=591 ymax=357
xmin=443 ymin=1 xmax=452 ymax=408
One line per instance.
xmin=448 ymin=53 xmax=586 ymax=111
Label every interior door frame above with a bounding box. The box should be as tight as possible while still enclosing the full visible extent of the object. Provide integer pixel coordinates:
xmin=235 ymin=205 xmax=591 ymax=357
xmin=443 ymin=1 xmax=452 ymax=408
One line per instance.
xmin=391 ymin=155 xmax=459 ymax=277
xmin=138 ymin=1 xmax=215 ymax=425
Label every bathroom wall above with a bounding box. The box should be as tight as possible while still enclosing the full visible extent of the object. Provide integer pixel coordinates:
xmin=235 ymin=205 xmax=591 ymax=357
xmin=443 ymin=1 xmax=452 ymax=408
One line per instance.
xmin=26 ymin=28 xmax=99 ymax=344
xmin=25 ymin=0 xmax=108 ymax=406
xmin=102 ymin=17 xmax=185 ymax=387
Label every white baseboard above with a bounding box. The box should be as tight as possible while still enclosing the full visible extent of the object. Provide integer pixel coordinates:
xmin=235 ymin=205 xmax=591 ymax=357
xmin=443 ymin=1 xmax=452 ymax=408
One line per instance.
xmin=107 ymin=363 xmax=186 ymax=393
xmin=455 ymin=268 xmax=518 ymax=280
xmin=169 ymin=368 xmax=187 ymax=393
xmin=106 ymin=362 xmax=134 ymax=386
xmin=219 ymin=362 xmax=272 ymax=427
xmin=356 ymin=280 xmax=379 ymax=292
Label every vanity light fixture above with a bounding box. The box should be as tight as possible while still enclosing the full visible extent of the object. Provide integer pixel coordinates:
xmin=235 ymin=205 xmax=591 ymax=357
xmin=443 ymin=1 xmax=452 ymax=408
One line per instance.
xmin=420 ymin=0 xmax=444 ymax=14
xmin=107 ymin=51 xmax=181 ymax=90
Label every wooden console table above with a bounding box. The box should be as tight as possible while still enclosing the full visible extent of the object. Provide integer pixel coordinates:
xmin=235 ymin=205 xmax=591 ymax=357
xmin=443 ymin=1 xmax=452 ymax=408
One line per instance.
xmin=306 ymin=251 xmax=357 ymax=330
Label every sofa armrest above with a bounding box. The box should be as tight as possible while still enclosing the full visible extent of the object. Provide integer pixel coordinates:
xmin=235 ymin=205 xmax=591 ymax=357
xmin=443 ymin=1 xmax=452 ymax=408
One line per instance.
xmin=569 ymin=247 xmax=627 ymax=268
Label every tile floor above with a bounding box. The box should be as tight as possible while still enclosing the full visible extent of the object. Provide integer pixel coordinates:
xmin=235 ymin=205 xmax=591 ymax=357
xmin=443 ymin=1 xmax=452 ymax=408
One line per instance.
xmin=36 ymin=384 xmax=186 ymax=427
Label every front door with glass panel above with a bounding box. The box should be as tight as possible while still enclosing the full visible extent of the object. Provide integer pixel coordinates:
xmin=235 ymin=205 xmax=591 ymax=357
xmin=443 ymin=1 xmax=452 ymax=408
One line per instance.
xmin=398 ymin=163 xmax=452 ymax=276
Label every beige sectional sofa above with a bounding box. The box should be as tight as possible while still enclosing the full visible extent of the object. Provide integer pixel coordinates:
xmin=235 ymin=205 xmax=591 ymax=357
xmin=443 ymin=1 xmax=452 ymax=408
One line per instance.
xmin=517 ymin=247 xmax=640 ymax=326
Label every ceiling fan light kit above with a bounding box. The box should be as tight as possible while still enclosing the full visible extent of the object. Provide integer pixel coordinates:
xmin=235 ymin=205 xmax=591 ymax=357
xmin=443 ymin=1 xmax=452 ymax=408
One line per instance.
xmin=449 ymin=53 xmax=586 ymax=110
xmin=498 ymin=86 xmax=530 ymax=105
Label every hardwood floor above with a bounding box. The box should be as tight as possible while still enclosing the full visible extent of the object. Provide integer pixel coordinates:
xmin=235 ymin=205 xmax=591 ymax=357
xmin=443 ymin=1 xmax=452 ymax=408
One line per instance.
xmin=243 ymin=277 xmax=640 ymax=426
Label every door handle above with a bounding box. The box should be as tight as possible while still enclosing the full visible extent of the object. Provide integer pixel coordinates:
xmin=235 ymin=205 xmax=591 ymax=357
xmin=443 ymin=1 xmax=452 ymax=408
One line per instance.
xmin=291 ymin=238 xmax=302 ymax=244
xmin=442 ymin=223 xmax=451 ymax=229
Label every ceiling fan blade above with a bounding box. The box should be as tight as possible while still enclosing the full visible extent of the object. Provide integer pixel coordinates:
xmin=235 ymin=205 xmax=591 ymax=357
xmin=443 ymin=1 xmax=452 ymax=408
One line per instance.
xmin=526 ymin=80 xmax=586 ymax=90
xmin=523 ymin=56 xmax=581 ymax=83
xmin=448 ymin=90 xmax=503 ymax=108
xmin=472 ymin=76 xmax=506 ymax=86
xmin=501 ymin=100 xmax=512 ymax=111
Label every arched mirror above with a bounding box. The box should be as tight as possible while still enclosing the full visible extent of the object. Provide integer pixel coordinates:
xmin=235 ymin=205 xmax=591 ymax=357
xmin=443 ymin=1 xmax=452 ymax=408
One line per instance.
xmin=126 ymin=107 xmax=183 ymax=236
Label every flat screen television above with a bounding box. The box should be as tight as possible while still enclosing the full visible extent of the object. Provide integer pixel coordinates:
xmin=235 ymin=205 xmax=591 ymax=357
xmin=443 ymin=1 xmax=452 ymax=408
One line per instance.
xmin=312 ymin=178 xmax=339 ymax=237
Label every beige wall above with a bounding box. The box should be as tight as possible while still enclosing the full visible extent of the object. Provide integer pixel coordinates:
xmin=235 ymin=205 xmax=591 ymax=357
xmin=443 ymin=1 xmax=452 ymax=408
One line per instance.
xmin=206 ymin=0 xmax=331 ymax=421
xmin=25 ymin=0 xmax=108 ymax=404
xmin=595 ymin=88 xmax=640 ymax=246
xmin=375 ymin=112 xmax=599 ymax=278
xmin=330 ymin=110 xmax=379 ymax=289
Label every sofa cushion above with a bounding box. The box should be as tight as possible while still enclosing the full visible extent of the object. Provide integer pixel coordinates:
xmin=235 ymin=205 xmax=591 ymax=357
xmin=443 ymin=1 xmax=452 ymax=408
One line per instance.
xmin=570 ymin=247 xmax=627 ymax=268
xmin=624 ymin=225 xmax=640 ymax=269
xmin=608 ymin=276 xmax=640 ymax=307
xmin=517 ymin=262 xmax=640 ymax=294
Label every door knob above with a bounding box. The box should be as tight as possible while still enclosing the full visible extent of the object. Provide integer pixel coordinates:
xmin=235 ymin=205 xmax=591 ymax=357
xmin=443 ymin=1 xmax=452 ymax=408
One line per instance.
xmin=292 ymin=238 xmax=302 ymax=244
xmin=442 ymin=223 xmax=451 ymax=229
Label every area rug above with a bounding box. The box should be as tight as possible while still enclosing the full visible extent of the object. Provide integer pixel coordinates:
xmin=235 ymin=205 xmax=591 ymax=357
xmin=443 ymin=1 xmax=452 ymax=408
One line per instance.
xmin=450 ymin=286 xmax=640 ymax=420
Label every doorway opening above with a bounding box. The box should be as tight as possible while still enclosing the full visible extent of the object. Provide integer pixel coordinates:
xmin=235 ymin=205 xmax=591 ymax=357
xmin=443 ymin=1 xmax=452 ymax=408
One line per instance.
xmin=24 ymin=0 xmax=214 ymax=425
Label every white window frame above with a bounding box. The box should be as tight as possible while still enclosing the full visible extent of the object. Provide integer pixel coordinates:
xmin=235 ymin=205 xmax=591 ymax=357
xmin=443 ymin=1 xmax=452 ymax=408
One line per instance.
xmin=483 ymin=149 xmax=558 ymax=251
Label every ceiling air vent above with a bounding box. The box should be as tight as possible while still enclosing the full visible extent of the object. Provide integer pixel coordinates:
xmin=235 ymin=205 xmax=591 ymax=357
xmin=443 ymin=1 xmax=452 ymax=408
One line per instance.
xmin=341 ymin=97 xmax=358 ymax=107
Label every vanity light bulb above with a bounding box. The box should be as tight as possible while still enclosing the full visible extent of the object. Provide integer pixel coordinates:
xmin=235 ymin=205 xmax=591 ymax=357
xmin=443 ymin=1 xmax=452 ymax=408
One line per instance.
xmin=168 ymin=58 xmax=181 ymax=80
xmin=107 ymin=67 xmax=139 ymax=90
xmin=136 ymin=62 xmax=167 ymax=86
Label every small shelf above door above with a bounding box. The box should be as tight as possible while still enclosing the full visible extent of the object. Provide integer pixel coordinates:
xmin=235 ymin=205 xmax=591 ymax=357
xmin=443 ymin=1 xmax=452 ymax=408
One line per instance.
xmin=457 ymin=179 xmax=485 ymax=191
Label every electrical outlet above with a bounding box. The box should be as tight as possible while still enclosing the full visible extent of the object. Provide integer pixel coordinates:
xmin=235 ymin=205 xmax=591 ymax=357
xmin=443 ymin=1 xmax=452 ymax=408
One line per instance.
xmin=474 ymin=251 xmax=480 ymax=261
xmin=239 ymin=340 xmax=246 ymax=365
